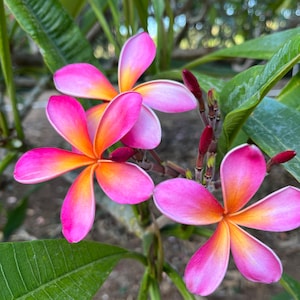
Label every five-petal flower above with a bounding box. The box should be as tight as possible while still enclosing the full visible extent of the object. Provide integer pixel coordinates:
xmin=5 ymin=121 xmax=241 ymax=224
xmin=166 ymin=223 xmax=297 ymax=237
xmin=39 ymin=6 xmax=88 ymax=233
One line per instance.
xmin=14 ymin=92 xmax=154 ymax=243
xmin=53 ymin=32 xmax=197 ymax=149
xmin=153 ymin=144 xmax=300 ymax=296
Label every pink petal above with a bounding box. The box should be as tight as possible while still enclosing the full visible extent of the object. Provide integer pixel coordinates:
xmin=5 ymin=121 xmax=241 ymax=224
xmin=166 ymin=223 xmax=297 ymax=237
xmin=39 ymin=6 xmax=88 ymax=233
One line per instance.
xmin=86 ymin=102 xmax=109 ymax=141
xmin=47 ymin=95 xmax=95 ymax=158
xmin=118 ymin=32 xmax=156 ymax=92
xmin=221 ymin=144 xmax=266 ymax=213
xmin=61 ymin=165 xmax=96 ymax=243
xmin=121 ymin=105 xmax=161 ymax=149
xmin=229 ymin=186 xmax=300 ymax=231
xmin=54 ymin=63 xmax=118 ymax=100
xmin=94 ymin=92 xmax=143 ymax=156
xmin=228 ymin=221 xmax=282 ymax=283
xmin=14 ymin=148 xmax=94 ymax=183
xmin=95 ymin=161 xmax=154 ymax=204
xmin=184 ymin=221 xmax=230 ymax=296
xmin=134 ymin=80 xmax=197 ymax=112
xmin=153 ymin=178 xmax=224 ymax=225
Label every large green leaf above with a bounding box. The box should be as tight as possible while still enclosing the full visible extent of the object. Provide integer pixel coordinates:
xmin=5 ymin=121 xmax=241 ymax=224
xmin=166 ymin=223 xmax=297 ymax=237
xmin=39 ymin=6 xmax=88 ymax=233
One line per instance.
xmin=5 ymin=0 xmax=100 ymax=73
xmin=277 ymin=70 xmax=300 ymax=111
xmin=217 ymin=36 xmax=300 ymax=159
xmin=0 ymin=239 xmax=129 ymax=299
xmin=184 ymin=27 xmax=300 ymax=68
xmin=244 ymin=97 xmax=300 ymax=182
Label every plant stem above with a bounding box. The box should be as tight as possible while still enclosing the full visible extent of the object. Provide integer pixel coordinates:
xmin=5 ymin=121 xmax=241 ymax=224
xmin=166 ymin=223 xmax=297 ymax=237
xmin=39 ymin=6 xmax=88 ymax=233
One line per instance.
xmin=0 ymin=1 xmax=24 ymax=140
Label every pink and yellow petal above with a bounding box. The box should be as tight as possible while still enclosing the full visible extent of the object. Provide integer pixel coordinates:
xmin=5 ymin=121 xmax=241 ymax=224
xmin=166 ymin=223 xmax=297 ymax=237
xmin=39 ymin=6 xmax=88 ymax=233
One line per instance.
xmin=228 ymin=221 xmax=282 ymax=283
xmin=153 ymin=178 xmax=224 ymax=225
xmin=221 ymin=144 xmax=266 ymax=213
xmin=94 ymin=92 xmax=142 ymax=156
xmin=121 ymin=105 xmax=161 ymax=149
xmin=54 ymin=63 xmax=118 ymax=100
xmin=86 ymin=102 xmax=109 ymax=141
xmin=118 ymin=32 xmax=156 ymax=92
xmin=61 ymin=165 xmax=96 ymax=243
xmin=229 ymin=186 xmax=300 ymax=231
xmin=95 ymin=161 xmax=154 ymax=204
xmin=134 ymin=80 xmax=197 ymax=112
xmin=14 ymin=148 xmax=95 ymax=184
xmin=47 ymin=95 xmax=94 ymax=158
xmin=184 ymin=221 xmax=230 ymax=296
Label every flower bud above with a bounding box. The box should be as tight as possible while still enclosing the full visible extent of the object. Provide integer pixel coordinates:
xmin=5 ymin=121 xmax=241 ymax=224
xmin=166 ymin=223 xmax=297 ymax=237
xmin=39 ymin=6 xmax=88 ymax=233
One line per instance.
xmin=109 ymin=147 xmax=136 ymax=162
xmin=271 ymin=150 xmax=296 ymax=164
xmin=182 ymin=69 xmax=205 ymax=112
xmin=199 ymin=125 xmax=213 ymax=155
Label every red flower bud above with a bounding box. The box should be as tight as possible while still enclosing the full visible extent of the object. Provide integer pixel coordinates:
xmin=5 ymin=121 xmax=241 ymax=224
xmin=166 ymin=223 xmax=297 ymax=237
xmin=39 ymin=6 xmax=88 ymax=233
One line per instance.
xmin=199 ymin=125 xmax=213 ymax=155
xmin=109 ymin=147 xmax=136 ymax=162
xmin=271 ymin=150 xmax=296 ymax=164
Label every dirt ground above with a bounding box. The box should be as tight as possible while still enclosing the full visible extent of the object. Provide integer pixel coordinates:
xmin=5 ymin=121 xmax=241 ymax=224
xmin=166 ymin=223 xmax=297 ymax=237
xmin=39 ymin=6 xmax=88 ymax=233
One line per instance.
xmin=1 ymin=90 xmax=300 ymax=300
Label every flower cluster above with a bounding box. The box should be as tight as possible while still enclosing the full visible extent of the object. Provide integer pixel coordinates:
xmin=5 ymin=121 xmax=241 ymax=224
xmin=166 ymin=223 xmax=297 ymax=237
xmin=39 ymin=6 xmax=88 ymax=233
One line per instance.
xmin=14 ymin=32 xmax=300 ymax=296
xmin=14 ymin=32 xmax=197 ymax=243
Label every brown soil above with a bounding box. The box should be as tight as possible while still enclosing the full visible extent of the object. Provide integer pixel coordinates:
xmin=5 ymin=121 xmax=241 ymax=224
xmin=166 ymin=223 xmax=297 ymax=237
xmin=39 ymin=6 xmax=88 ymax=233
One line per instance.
xmin=1 ymin=91 xmax=300 ymax=300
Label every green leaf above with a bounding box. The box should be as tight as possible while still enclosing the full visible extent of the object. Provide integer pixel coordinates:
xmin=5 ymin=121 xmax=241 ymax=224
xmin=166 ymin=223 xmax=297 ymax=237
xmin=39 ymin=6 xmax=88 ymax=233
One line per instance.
xmin=218 ymin=36 xmax=300 ymax=159
xmin=5 ymin=0 xmax=100 ymax=73
xmin=184 ymin=27 xmax=300 ymax=68
xmin=60 ymin=0 xmax=86 ymax=17
xmin=279 ymin=273 xmax=300 ymax=299
xmin=0 ymin=239 xmax=128 ymax=299
xmin=244 ymin=97 xmax=300 ymax=182
xmin=277 ymin=71 xmax=300 ymax=111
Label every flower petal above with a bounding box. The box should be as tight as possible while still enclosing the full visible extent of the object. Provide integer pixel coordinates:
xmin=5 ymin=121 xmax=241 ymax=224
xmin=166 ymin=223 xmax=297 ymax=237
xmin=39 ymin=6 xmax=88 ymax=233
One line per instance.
xmin=184 ymin=221 xmax=230 ymax=296
xmin=54 ymin=63 xmax=118 ymax=100
xmin=153 ymin=178 xmax=224 ymax=225
xmin=134 ymin=80 xmax=197 ymax=112
xmin=47 ymin=95 xmax=94 ymax=157
xmin=95 ymin=161 xmax=154 ymax=204
xmin=118 ymin=32 xmax=156 ymax=92
xmin=94 ymin=92 xmax=142 ymax=156
xmin=86 ymin=102 xmax=109 ymax=141
xmin=221 ymin=144 xmax=266 ymax=213
xmin=14 ymin=148 xmax=94 ymax=183
xmin=229 ymin=186 xmax=300 ymax=231
xmin=121 ymin=105 xmax=161 ymax=149
xmin=228 ymin=221 xmax=282 ymax=283
xmin=61 ymin=165 xmax=96 ymax=243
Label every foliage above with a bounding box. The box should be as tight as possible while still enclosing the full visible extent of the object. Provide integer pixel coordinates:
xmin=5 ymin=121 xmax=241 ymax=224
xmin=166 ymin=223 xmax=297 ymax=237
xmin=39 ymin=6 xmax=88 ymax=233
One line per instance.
xmin=1 ymin=0 xmax=300 ymax=299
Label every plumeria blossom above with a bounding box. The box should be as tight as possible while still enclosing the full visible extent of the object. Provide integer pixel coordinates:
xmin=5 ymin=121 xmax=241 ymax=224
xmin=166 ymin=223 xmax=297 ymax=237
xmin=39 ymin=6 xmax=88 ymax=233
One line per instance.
xmin=53 ymin=32 xmax=197 ymax=149
xmin=153 ymin=144 xmax=300 ymax=296
xmin=14 ymin=92 xmax=154 ymax=243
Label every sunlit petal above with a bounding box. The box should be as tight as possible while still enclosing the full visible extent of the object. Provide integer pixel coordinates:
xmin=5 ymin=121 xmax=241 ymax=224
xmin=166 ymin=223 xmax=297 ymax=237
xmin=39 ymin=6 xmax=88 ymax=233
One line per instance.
xmin=47 ymin=95 xmax=94 ymax=157
xmin=228 ymin=221 xmax=282 ymax=283
xmin=14 ymin=148 xmax=94 ymax=183
xmin=118 ymin=32 xmax=156 ymax=92
xmin=229 ymin=186 xmax=300 ymax=231
xmin=86 ymin=102 xmax=109 ymax=141
xmin=134 ymin=80 xmax=197 ymax=112
xmin=153 ymin=178 xmax=224 ymax=225
xmin=221 ymin=144 xmax=266 ymax=213
xmin=121 ymin=105 xmax=161 ymax=149
xmin=61 ymin=165 xmax=96 ymax=243
xmin=94 ymin=92 xmax=142 ymax=156
xmin=184 ymin=221 xmax=230 ymax=296
xmin=95 ymin=161 xmax=154 ymax=204
xmin=54 ymin=63 xmax=118 ymax=100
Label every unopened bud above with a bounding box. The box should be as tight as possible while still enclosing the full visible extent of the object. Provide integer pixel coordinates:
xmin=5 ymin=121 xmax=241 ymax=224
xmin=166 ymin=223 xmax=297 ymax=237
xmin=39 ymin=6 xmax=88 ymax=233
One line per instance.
xmin=109 ymin=147 xmax=136 ymax=162
xmin=271 ymin=150 xmax=296 ymax=164
xmin=207 ymin=88 xmax=217 ymax=107
xmin=182 ymin=69 xmax=205 ymax=112
xmin=267 ymin=150 xmax=296 ymax=172
xmin=199 ymin=125 xmax=213 ymax=155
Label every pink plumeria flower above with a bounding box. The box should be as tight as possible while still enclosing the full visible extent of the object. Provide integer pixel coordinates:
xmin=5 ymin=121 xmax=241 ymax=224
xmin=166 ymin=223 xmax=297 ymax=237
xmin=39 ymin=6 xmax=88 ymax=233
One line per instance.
xmin=14 ymin=92 xmax=154 ymax=243
xmin=53 ymin=32 xmax=197 ymax=149
xmin=153 ymin=144 xmax=300 ymax=296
